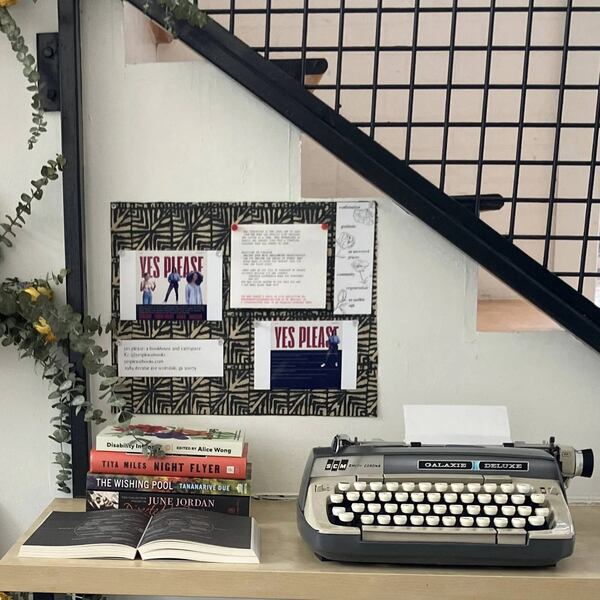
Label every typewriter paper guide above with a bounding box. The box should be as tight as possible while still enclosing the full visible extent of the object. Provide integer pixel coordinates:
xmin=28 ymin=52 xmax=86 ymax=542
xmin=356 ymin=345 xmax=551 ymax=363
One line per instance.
xmin=403 ymin=405 xmax=512 ymax=445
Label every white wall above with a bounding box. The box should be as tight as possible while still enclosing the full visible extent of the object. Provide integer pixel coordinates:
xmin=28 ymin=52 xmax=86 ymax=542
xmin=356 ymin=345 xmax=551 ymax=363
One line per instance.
xmin=2 ymin=0 xmax=600 ymax=561
xmin=87 ymin=1 xmax=600 ymax=502
xmin=0 ymin=0 xmax=64 ymax=556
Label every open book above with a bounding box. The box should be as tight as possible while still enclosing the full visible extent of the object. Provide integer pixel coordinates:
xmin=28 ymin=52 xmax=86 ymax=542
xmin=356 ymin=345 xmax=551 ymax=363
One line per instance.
xmin=19 ymin=508 xmax=260 ymax=563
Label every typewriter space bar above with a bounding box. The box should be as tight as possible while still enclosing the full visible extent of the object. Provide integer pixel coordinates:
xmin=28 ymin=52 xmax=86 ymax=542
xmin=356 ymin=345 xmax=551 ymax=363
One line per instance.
xmin=362 ymin=526 xmax=497 ymax=544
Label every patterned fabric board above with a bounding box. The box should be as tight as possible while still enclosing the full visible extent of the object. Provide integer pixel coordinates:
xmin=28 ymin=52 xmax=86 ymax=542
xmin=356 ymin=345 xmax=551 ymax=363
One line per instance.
xmin=111 ymin=202 xmax=378 ymax=416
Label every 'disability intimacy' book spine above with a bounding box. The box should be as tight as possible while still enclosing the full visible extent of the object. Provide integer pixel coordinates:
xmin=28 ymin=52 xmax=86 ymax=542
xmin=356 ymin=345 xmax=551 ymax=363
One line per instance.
xmin=86 ymin=490 xmax=250 ymax=517
xmin=86 ymin=472 xmax=252 ymax=496
xmin=95 ymin=426 xmax=244 ymax=457
xmin=89 ymin=446 xmax=248 ymax=479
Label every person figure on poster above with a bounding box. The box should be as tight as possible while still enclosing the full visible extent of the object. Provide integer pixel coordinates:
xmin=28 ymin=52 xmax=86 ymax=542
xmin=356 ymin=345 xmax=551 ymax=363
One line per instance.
xmin=185 ymin=271 xmax=204 ymax=305
xmin=320 ymin=332 xmax=341 ymax=368
xmin=164 ymin=268 xmax=181 ymax=303
xmin=140 ymin=272 xmax=156 ymax=305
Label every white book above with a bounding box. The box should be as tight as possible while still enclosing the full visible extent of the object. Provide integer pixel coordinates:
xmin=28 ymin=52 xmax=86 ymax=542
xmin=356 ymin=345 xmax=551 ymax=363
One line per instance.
xmin=96 ymin=416 xmax=245 ymax=457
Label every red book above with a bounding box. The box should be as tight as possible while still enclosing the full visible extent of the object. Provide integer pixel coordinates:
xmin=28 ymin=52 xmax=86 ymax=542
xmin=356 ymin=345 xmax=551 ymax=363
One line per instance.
xmin=89 ymin=444 xmax=248 ymax=479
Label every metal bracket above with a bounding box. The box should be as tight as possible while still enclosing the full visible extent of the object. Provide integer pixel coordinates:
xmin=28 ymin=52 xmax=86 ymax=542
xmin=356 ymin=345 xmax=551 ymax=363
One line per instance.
xmin=271 ymin=58 xmax=328 ymax=83
xmin=36 ymin=32 xmax=61 ymax=111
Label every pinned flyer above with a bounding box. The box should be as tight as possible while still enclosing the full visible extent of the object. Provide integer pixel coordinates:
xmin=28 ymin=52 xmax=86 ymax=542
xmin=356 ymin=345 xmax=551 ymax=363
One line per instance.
xmin=230 ymin=223 xmax=328 ymax=309
xmin=254 ymin=320 xmax=358 ymax=390
xmin=119 ymin=250 xmax=223 ymax=321
xmin=333 ymin=201 xmax=376 ymax=314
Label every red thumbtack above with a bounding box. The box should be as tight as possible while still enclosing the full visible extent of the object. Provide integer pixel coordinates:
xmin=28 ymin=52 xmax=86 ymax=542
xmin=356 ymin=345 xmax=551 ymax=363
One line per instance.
xmin=321 ymin=223 xmax=329 ymax=230
xmin=231 ymin=223 xmax=238 ymax=231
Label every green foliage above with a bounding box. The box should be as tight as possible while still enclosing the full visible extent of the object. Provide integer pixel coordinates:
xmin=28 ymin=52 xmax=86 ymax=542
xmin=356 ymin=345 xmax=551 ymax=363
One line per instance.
xmin=144 ymin=0 xmax=208 ymax=35
xmin=0 ymin=5 xmax=47 ymax=149
xmin=0 ymin=155 xmax=66 ymax=256
xmin=0 ymin=274 xmax=135 ymax=493
xmin=0 ymin=0 xmax=184 ymax=495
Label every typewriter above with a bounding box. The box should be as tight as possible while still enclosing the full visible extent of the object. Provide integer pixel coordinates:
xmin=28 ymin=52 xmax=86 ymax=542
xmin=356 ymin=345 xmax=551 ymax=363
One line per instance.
xmin=297 ymin=434 xmax=593 ymax=566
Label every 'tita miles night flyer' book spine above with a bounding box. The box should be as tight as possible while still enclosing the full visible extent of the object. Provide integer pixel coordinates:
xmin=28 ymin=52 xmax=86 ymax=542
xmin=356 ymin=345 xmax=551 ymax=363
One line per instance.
xmin=86 ymin=490 xmax=250 ymax=517
xmin=89 ymin=445 xmax=248 ymax=479
xmin=86 ymin=472 xmax=252 ymax=496
xmin=95 ymin=421 xmax=245 ymax=457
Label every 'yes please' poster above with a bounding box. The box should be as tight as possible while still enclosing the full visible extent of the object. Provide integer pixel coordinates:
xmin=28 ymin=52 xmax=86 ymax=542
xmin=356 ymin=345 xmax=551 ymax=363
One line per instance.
xmin=254 ymin=321 xmax=358 ymax=390
xmin=119 ymin=250 xmax=223 ymax=321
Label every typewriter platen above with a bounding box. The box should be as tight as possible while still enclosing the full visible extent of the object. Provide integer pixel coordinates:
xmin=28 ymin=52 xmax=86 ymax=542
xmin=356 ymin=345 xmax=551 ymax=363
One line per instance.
xmin=297 ymin=435 xmax=593 ymax=566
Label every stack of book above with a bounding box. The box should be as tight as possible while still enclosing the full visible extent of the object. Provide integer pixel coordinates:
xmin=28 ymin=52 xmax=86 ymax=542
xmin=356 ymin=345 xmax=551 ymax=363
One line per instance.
xmin=86 ymin=417 xmax=251 ymax=517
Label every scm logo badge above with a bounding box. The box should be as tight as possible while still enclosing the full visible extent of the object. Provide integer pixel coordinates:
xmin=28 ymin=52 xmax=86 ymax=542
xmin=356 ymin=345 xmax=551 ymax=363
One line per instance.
xmin=325 ymin=459 xmax=349 ymax=471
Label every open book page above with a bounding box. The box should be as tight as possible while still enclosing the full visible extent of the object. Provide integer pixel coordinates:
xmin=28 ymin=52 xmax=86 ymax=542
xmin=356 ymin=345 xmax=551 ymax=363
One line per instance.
xmin=19 ymin=510 xmax=150 ymax=559
xmin=139 ymin=508 xmax=253 ymax=550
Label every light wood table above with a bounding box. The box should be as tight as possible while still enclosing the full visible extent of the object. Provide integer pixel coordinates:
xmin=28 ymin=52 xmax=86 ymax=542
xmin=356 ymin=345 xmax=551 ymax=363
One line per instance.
xmin=1 ymin=499 xmax=600 ymax=600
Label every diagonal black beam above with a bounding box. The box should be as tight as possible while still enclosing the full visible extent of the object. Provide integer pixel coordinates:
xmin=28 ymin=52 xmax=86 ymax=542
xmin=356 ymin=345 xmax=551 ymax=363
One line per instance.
xmin=58 ymin=0 xmax=89 ymax=496
xmin=127 ymin=1 xmax=600 ymax=353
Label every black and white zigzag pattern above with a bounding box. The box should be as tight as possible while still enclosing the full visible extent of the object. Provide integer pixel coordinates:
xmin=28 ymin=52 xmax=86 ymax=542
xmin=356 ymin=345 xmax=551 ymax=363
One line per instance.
xmin=111 ymin=202 xmax=378 ymax=417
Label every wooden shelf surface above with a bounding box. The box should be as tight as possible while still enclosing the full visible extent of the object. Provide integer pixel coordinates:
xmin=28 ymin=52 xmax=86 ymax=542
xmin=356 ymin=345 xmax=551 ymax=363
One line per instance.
xmin=1 ymin=499 xmax=600 ymax=599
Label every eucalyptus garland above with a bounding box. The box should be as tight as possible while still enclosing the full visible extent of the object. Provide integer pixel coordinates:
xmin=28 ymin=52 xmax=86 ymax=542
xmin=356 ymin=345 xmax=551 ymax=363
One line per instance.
xmin=0 ymin=1 xmax=46 ymax=149
xmin=0 ymin=156 xmax=65 ymax=254
xmin=145 ymin=0 xmax=208 ymax=34
xmin=0 ymin=0 xmax=205 ymax=497
xmin=0 ymin=273 xmax=130 ymax=493
xmin=0 ymin=0 xmax=163 ymax=494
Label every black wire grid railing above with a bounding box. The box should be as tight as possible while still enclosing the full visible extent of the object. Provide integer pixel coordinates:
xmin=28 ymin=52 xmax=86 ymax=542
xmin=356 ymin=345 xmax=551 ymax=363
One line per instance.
xmin=199 ymin=0 xmax=600 ymax=299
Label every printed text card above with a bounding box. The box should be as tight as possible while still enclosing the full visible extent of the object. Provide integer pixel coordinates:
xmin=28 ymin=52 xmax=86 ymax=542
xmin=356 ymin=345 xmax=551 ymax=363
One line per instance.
xmin=118 ymin=340 xmax=224 ymax=378
xmin=230 ymin=224 xmax=328 ymax=309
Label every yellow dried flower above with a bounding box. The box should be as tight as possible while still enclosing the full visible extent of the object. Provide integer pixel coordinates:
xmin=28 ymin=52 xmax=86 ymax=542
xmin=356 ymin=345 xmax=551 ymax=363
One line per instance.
xmin=23 ymin=286 xmax=54 ymax=302
xmin=36 ymin=286 xmax=54 ymax=300
xmin=0 ymin=0 xmax=18 ymax=7
xmin=24 ymin=286 xmax=41 ymax=301
xmin=34 ymin=317 xmax=57 ymax=343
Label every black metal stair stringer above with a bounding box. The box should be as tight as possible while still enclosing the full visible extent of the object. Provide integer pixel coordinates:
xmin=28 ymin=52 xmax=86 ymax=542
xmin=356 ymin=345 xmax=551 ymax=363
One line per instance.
xmin=127 ymin=0 xmax=600 ymax=353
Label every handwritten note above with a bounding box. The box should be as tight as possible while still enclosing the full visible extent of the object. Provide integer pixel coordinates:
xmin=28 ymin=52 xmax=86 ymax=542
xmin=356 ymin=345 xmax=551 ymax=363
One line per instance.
xmin=118 ymin=340 xmax=223 ymax=378
xmin=230 ymin=224 xmax=328 ymax=309
xmin=333 ymin=201 xmax=376 ymax=315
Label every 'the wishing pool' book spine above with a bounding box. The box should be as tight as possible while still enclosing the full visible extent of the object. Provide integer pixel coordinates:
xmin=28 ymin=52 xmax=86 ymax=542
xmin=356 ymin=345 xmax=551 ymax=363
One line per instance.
xmin=86 ymin=472 xmax=252 ymax=496
xmin=89 ymin=445 xmax=248 ymax=479
xmin=86 ymin=490 xmax=250 ymax=517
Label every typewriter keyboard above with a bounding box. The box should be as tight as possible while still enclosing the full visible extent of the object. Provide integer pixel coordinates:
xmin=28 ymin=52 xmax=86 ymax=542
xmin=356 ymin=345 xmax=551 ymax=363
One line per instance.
xmin=327 ymin=480 xmax=552 ymax=534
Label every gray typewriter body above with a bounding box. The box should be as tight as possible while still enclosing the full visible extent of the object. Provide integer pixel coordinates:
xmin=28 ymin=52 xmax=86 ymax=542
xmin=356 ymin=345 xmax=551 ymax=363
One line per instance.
xmin=297 ymin=437 xmax=593 ymax=567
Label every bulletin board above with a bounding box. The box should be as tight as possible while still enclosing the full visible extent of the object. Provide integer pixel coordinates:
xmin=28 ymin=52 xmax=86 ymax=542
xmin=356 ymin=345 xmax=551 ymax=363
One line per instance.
xmin=111 ymin=202 xmax=378 ymax=416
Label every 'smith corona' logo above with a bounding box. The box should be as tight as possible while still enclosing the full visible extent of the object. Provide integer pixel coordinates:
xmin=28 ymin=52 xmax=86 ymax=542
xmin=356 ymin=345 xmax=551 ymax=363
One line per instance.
xmin=418 ymin=460 xmax=529 ymax=472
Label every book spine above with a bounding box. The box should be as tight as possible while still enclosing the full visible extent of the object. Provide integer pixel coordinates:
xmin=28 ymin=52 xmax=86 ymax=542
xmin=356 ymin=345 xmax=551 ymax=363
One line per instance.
xmin=89 ymin=449 xmax=248 ymax=479
xmin=95 ymin=434 xmax=244 ymax=457
xmin=86 ymin=472 xmax=251 ymax=496
xmin=86 ymin=491 xmax=250 ymax=518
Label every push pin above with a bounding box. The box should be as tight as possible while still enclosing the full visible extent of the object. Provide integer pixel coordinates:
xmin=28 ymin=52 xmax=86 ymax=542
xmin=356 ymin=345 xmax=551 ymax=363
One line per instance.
xmin=321 ymin=223 xmax=329 ymax=230
xmin=231 ymin=223 xmax=238 ymax=231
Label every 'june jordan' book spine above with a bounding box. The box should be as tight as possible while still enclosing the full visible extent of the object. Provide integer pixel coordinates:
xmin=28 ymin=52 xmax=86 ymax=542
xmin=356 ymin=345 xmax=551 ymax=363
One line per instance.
xmin=89 ymin=445 xmax=248 ymax=479
xmin=86 ymin=490 xmax=250 ymax=517
xmin=86 ymin=471 xmax=252 ymax=496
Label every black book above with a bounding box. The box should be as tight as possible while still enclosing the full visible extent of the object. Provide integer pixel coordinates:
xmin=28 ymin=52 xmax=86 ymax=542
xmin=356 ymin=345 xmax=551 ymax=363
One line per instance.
xmin=19 ymin=508 xmax=260 ymax=563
